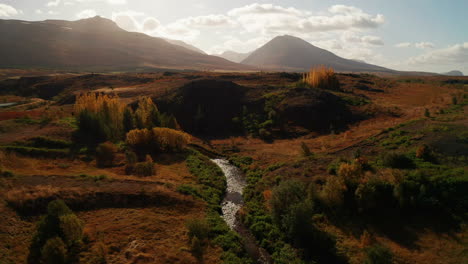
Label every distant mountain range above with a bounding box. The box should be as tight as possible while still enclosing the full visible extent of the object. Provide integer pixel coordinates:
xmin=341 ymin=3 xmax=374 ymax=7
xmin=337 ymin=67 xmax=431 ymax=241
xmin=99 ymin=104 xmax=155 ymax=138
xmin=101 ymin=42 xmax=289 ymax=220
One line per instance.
xmin=217 ymin=51 xmax=253 ymax=63
xmin=441 ymin=70 xmax=464 ymax=76
xmin=241 ymin=35 xmax=394 ymax=73
xmin=0 ymin=16 xmax=249 ymax=71
xmin=0 ymin=17 xmax=444 ymax=75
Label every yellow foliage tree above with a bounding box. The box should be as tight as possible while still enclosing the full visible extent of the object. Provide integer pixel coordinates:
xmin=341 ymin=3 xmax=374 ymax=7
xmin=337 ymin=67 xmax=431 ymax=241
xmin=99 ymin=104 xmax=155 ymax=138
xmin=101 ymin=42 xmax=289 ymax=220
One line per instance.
xmin=135 ymin=97 xmax=159 ymax=129
xmin=126 ymin=127 xmax=190 ymax=155
xmin=302 ymin=66 xmax=340 ymax=90
xmin=74 ymin=92 xmax=125 ymax=141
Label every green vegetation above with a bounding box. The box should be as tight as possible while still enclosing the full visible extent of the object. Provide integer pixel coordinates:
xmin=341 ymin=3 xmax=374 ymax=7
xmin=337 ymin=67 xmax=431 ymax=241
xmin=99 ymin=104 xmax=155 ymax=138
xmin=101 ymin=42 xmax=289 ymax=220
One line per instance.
xmin=183 ymin=150 xmax=251 ymax=263
xmin=29 ymin=200 xmax=84 ymax=264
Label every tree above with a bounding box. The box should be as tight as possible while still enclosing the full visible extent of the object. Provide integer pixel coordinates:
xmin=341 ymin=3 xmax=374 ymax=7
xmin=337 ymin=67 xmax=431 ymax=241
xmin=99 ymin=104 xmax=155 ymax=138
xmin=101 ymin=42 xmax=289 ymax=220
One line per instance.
xmin=29 ymin=200 xmax=83 ymax=264
xmin=74 ymin=110 xmax=108 ymax=148
xmin=135 ymin=97 xmax=159 ymax=129
xmin=123 ymin=107 xmax=135 ymax=133
xmin=59 ymin=214 xmax=83 ymax=246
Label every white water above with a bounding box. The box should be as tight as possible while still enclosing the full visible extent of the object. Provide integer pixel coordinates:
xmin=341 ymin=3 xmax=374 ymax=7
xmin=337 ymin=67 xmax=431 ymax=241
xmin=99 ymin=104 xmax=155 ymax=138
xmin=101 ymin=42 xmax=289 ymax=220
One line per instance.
xmin=211 ymin=158 xmax=246 ymax=230
xmin=212 ymin=158 xmax=271 ymax=264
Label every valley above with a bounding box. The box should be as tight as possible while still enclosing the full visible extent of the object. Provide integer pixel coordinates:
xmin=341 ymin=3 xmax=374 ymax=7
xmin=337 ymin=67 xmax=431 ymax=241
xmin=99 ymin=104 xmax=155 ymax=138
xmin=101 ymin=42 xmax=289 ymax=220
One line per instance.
xmin=0 ymin=70 xmax=466 ymax=264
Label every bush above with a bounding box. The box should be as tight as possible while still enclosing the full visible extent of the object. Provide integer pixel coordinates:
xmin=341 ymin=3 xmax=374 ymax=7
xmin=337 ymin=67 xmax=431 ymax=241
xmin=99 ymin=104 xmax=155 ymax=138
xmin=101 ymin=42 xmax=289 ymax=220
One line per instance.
xmin=133 ymin=155 xmax=156 ymax=176
xmin=355 ymin=179 xmax=396 ymax=213
xmin=270 ymin=180 xmax=314 ymax=241
xmin=364 ymin=244 xmax=393 ymax=264
xmin=320 ymin=176 xmax=347 ymax=209
xmin=27 ymin=137 xmax=72 ymax=149
xmin=95 ymin=142 xmax=117 ymax=168
xmin=381 ymin=153 xmax=414 ymax=169
xmin=41 ymin=237 xmax=68 ymax=264
xmin=338 ymin=162 xmax=363 ymax=186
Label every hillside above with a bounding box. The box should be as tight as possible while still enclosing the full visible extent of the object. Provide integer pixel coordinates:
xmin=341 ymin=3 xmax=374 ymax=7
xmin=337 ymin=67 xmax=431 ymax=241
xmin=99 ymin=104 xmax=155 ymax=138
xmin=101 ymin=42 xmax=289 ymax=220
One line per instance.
xmin=0 ymin=16 xmax=251 ymax=71
xmin=242 ymin=35 xmax=395 ymax=73
xmin=164 ymin=38 xmax=206 ymax=54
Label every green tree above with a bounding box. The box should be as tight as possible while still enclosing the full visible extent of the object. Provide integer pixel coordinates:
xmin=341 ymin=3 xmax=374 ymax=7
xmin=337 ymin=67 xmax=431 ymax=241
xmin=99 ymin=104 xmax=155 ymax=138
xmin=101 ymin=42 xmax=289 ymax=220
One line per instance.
xmin=123 ymin=107 xmax=135 ymax=133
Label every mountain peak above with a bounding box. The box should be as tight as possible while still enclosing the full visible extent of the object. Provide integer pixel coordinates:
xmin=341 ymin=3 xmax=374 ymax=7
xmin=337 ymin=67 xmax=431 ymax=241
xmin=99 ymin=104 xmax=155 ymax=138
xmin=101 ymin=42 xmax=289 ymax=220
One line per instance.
xmin=242 ymin=35 xmax=392 ymax=72
xmin=73 ymin=16 xmax=122 ymax=31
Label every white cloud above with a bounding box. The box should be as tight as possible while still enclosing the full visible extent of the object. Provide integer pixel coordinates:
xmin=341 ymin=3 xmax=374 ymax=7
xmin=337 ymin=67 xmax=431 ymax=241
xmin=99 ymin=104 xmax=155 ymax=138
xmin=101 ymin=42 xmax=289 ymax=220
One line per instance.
xmin=74 ymin=0 xmax=126 ymax=5
xmin=415 ymin=42 xmax=435 ymax=49
xmin=35 ymin=9 xmax=43 ymax=14
xmin=111 ymin=11 xmax=144 ymax=32
xmin=48 ymin=10 xmax=59 ymax=15
xmin=76 ymin=9 xmax=97 ymax=19
xmin=47 ymin=0 xmax=61 ymax=7
xmin=0 ymin=4 xmax=20 ymax=17
xmin=408 ymin=42 xmax=468 ymax=65
xmin=343 ymin=33 xmax=384 ymax=46
xmin=395 ymin=42 xmax=412 ymax=48
xmin=395 ymin=41 xmax=435 ymax=49
xmin=177 ymin=15 xmax=235 ymax=28
xmin=226 ymin=3 xmax=384 ymax=36
xmin=142 ymin=17 xmax=160 ymax=32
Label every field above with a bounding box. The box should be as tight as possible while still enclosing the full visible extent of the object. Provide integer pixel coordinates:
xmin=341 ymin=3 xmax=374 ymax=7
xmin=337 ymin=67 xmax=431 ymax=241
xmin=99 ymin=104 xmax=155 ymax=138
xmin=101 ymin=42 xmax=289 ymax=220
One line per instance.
xmin=0 ymin=71 xmax=467 ymax=264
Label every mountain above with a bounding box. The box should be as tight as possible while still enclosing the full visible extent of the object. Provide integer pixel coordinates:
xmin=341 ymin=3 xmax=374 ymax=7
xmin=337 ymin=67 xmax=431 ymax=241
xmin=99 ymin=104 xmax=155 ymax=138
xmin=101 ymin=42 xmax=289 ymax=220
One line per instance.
xmin=217 ymin=50 xmax=253 ymax=63
xmin=442 ymin=70 xmax=464 ymax=76
xmin=0 ymin=16 xmax=250 ymax=71
xmin=241 ymin=35 xmax=394 ymax=73
xmin=164 ymin=38 xmax=206 ymax=54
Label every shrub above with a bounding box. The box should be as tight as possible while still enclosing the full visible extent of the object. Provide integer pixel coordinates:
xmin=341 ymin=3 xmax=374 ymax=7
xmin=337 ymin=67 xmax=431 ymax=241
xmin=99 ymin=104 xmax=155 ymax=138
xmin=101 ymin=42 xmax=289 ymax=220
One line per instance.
xmin=338 ymin=162 xmax=363 ymax=186
xmin=95 ymin=142 xmax=117 ymax=168
xmin=364 ymin=244 xmax=393 ymax=264
xmin=272 ymin=243 xmax=302 ymax=264
xmin=133 ymin=155 xmax=156 ymax=176
xmin=41 ymin=237 xmax=68 ymax=264
xmin=381 ymin=153 xmax=414 ymax=169
xmin=302 ymin=66 xmax=340 ymax=90
xmin=27 ymin=137 xmax=72 ymax=149
xmin=355 ymin=179 xmax=396 ymax=213
xmin=415 ymin=145 xmax=433 ymax=162
xmin=320 ymin=176 xmax=347 ymax=209
xmin=270 ymin=180 xmax=314 ymax=240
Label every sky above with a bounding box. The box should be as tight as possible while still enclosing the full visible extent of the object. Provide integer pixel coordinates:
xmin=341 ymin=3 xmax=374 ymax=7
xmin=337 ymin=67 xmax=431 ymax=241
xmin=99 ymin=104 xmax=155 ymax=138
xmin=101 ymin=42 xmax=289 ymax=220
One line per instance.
xmin=0 ymin=0 xmax=467 ymax=74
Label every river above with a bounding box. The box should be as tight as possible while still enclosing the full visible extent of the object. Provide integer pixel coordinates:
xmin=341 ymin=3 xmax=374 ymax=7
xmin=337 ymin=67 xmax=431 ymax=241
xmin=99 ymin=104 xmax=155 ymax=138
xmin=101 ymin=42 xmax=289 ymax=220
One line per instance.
xmin=211 ymin=158 xmax=271 ymax=264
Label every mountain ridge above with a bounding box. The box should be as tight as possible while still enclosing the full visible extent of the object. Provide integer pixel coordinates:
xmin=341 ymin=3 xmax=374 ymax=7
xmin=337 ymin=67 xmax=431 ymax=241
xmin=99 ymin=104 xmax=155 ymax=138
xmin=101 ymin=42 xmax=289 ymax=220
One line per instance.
xmin=0 ymin=16 xmax=251 ymax=71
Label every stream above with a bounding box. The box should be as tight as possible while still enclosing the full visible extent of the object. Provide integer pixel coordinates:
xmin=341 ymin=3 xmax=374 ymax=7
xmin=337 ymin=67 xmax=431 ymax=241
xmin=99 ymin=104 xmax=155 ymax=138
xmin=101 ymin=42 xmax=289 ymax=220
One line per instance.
xmin=211 ymin=159 xmax=271 ymax=264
